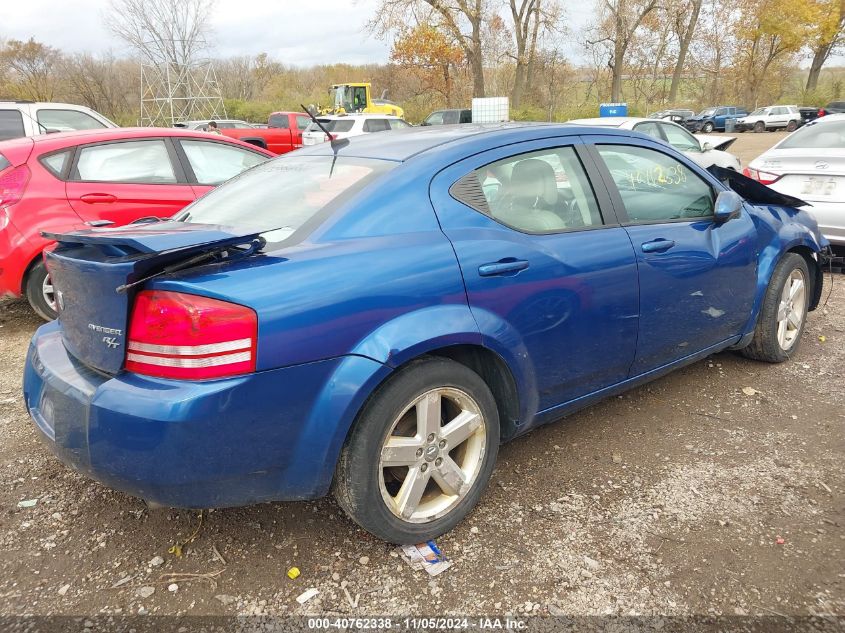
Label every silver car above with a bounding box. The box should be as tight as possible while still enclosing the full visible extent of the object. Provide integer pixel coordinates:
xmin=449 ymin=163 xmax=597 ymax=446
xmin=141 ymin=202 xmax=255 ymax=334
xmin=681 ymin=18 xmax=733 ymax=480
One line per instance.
xmin=745 ymin=114 xmax=845 ymax=246
xmin=568 ymin=117 xmax=742 ymax=171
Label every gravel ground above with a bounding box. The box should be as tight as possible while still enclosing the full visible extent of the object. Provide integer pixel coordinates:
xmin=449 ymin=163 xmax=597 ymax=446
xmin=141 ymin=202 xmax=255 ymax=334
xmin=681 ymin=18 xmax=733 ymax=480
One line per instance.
xmin=0 ymin=132 xmax=843 ymax=622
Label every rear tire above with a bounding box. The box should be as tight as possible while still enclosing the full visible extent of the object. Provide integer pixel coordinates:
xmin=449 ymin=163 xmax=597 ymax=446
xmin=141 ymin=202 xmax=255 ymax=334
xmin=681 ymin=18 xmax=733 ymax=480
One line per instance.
xmin=333 ymin=357 xmax=499 ymax=543
xmin=24 ymin=260 xmax=57 ymax=321
xmin=740 ymin=253 xmax=810 ymax=363
xmin=786 ymin=120 xmax=798 ymax=132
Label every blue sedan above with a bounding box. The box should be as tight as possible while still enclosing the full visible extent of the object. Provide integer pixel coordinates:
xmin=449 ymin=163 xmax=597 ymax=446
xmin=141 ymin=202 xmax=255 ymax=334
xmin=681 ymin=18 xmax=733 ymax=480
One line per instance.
xmin=23 ymin=124 xmax=828 ymax=543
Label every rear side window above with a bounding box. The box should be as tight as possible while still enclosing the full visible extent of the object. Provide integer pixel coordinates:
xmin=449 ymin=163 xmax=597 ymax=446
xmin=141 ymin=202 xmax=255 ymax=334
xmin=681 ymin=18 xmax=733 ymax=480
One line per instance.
xmin=41 ymin=150 xmax=72 ymax=178
xmin=308 ymin=120 xmax=354 ymax=133
xmin=180 ymin=140 xmax=267 ymax=185
xmin=363 ymin=119 xmax=391 ymax=133
xmin=36 ymin=109 xmax=105 ymax=132
xmin=389 ymin=119 xmax=410 ymax=130
xmin=597 ymin=145 xmax=714 ymax=222
xmin=269 ymin=114 xmax=290 ymax=129
xmin=73 ymin=140 xmax=177 ymax=183
xmin=660 ymin=123 xmax=700 ymax=152
xmin=0 ymin=154 xmax=10 ymax=171
xmin=452 ymin=146 xmax=603 ymax=233
xmin=0 ymin=110 xmax=25 ymax=141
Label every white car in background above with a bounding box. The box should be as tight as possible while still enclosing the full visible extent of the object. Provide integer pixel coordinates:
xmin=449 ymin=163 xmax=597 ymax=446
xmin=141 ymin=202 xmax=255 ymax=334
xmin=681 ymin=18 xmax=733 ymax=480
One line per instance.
xmin=302 ymin=114 xmax=411 ymax=145
xmin=745 ymin=113 xmax=845 ymax=247
xmin=569 ymin=117 xmax=741 ymax=171
xmin=736 ymin=106 xmax=802 ymax=133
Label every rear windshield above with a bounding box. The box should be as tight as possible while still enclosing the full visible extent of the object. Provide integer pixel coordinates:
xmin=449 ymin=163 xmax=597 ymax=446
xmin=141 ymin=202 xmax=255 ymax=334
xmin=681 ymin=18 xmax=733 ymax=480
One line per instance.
xmin=778 ymin=120 xmax=845 ymax=149
xmin=175 ymin=155 xmax=395 ymax=243
xmin=308 ymin=120 xmax=354 ymax=133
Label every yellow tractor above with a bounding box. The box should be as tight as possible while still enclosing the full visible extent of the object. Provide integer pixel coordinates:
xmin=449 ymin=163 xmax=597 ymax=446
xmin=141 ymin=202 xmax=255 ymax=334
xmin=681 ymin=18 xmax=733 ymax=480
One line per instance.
xmin=325 ymin=83 xmax=404 ymax=118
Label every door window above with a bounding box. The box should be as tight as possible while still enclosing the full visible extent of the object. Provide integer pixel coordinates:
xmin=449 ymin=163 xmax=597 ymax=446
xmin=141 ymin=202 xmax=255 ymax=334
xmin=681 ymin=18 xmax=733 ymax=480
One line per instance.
xmin=180 ymin=140 xmax=267 ymax=185
xmin=73 ymin=140 xmax=177 ymax=183
xmin=0 ymin=110 xmax=25 ymax=140
xmin=425 ymin=112 xmax=445 ymax=125
xmin=659 ymin=123 xmax=701 ymax=152
xmin=269 ymin=114 xmax=290 ymax=129
xmin=36 ymin=109 xmax=106 ymax=132
xmin=596 ymin=145 xmax=714 ymax=222
xmin=453 ymin=146 xmax=603 ymax=233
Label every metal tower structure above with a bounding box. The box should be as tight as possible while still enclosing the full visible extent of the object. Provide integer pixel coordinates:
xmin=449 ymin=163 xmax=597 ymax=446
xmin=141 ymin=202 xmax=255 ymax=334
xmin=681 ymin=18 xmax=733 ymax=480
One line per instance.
xmin=139 ymin=55 xmax=227 ymax=127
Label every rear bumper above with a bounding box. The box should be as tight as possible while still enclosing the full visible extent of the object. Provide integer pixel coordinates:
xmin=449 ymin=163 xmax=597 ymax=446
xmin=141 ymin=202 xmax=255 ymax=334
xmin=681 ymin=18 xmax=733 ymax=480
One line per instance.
xmin=23 ymin=322 xmax=377 ymax=508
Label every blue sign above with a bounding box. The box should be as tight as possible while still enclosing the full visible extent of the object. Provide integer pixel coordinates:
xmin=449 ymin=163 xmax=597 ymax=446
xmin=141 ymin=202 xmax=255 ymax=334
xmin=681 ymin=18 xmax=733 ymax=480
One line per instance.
xmin=599 ymin=103 xmax=628 ymax=117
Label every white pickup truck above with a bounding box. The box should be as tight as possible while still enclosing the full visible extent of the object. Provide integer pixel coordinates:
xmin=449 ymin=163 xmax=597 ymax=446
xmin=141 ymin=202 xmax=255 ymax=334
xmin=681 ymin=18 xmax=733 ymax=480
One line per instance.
xmin=0 ymin=101 xmax=117 ymax=141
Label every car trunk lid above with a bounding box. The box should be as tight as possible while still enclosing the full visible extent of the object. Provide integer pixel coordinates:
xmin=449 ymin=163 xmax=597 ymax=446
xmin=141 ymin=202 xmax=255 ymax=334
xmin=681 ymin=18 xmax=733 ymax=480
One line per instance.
xmin=43 ymin=221 xmax=263 ymax=375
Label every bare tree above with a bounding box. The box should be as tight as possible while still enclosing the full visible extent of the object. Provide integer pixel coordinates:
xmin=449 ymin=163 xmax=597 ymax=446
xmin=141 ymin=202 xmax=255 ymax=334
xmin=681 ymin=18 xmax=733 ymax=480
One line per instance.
xmin=588 ymin=0 xmax=659 ymax=102
xmin=667 ymin=0 xmax=702 ymax=103
xmin=806 ymin=0 xmax=845 ymax=91
xmin=105 ymin=0 xmax=215 ymax=66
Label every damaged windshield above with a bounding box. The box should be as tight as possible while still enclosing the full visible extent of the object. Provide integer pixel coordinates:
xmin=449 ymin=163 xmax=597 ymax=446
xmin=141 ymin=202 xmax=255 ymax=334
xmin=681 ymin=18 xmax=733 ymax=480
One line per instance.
xmin=174 ymin=155 xmax=395 ymax=243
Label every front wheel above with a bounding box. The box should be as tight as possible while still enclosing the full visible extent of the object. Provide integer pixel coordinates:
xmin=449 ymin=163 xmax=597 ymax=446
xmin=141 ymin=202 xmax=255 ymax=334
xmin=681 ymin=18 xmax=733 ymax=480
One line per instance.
xmin=702 ymin=122 xmax=714 ymax=133
xmin=334 ymin=357 xmax=499 ymax=543
xmin=24 ymin=260 xmax=58 ymax=321
xmin=754 ymin=121 xmax=766 ymax=133
xmin=741 ymin=253 xmax=810 ymax=363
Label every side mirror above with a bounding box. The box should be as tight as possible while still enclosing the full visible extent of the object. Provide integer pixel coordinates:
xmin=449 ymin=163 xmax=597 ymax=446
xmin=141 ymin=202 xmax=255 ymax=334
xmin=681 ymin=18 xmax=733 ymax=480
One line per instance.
xmin=702 ymin=141 xmax=713 ymax=152
xmin=714 ymin=190 xmax=742 ymax=223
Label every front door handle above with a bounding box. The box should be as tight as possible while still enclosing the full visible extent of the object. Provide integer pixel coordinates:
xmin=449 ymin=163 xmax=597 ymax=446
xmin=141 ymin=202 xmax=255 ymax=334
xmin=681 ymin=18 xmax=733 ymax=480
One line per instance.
xmin=79 ymin=193 xmax=117 ymax=204
xmin=478 ymin=258 xmax=529 ymax=277
xmin=641 ymin=239 xmax=676 ymax=253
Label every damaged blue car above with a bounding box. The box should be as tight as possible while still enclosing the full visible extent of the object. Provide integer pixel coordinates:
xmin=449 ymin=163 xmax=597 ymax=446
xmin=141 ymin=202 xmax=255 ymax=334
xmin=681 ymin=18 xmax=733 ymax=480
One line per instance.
xmin=23 ymin=124 xmax=829 ymax=543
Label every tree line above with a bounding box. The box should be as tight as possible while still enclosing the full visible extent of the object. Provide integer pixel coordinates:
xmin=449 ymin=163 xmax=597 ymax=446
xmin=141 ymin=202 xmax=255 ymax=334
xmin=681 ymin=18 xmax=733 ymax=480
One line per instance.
xmin=1 ymin=0 xmax=844 ymax=125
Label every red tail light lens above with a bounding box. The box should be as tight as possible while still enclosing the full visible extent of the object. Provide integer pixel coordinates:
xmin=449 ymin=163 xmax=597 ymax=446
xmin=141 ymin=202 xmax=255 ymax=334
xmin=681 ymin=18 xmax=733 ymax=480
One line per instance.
xmin=818 ymin=109 xmax=826 ymax=117
xmin=0 ymin=164 xmax=30 ymax=208
xmin=743 ymin=167 xmax=781 ymax=186
xmin=126 ymin=290 xmax=257 ymax=380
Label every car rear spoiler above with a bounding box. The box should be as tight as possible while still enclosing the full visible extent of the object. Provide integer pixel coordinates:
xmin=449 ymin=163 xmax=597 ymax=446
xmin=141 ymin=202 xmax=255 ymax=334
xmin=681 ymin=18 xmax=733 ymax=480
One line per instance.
xmin=707 ymin=165 xmax=809 ymax=208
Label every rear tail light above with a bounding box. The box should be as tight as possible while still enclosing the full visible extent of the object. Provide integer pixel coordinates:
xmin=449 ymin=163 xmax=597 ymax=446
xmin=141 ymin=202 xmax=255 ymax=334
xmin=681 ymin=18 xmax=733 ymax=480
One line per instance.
xmin=0 ymin=164 xmax=30 ymax=208
xmin=125 ymin=290 xmax=257 ymax=380
xmin=818 ymin=109 xmax=826 ymax=117
xmin=743 ymin=167 xmax=781 ymax=186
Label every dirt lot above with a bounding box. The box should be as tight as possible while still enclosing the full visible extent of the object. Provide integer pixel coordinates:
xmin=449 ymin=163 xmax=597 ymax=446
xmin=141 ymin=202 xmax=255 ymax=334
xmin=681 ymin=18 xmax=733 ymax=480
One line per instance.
xmin=1 ymin=132 xmax=843 ymax=624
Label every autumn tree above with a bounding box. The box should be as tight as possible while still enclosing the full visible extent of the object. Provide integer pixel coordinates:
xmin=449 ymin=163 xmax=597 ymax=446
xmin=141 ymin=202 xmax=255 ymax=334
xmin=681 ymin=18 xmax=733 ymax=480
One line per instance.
xmin=508 ymin=0 xmax=562 ymax=108
xmin=667 ymin=0 xmax=703 ymax=102
xmin=371 ymin=0 xmax=488 ymax=97
xmin=391 ymin=24 xmax=465 ymax=105
xmin=733 ymin=0 xmax=818 ymax=105
xmin=0 ymin=38 xmax=61 ymax=101
xmin=806 ymin=0 xmax=845 ymax=91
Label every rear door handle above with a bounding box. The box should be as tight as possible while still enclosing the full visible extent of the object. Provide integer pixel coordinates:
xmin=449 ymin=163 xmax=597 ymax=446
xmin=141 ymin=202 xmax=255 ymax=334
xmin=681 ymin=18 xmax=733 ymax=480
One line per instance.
xmin=641 ymin=239 xmax=675 ymax=253
xmin=478 ymin=259 xmax=529 ymax=277
xmin=79 ymin=193 xmax=117 ymax=204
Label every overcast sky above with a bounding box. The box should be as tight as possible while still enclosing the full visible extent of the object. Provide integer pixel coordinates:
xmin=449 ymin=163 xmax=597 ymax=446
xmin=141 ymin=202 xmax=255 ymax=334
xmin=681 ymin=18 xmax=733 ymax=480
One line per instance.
xmin=1 ymin=0 xmax=594 ymax=66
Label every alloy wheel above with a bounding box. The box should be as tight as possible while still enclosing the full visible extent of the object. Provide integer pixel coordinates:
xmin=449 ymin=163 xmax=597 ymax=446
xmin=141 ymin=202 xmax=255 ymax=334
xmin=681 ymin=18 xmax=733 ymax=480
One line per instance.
xmin=42 ymin=274 xmax=57 ymax=312
xmin=776 ymin=269 xmax=806 ymax=351
xmin=378 ymin=387 xmax=487 ymax=523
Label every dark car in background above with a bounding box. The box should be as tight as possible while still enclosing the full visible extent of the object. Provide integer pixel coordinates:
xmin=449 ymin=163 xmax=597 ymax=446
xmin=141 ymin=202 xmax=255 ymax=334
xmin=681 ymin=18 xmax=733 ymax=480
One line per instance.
xmin=819 ymin=101 xmax=845 ymax=117
xmin=421 ymin=109 xmax=472 ymax=125
xmin=685 ymin=106 xmax=749 ymax=133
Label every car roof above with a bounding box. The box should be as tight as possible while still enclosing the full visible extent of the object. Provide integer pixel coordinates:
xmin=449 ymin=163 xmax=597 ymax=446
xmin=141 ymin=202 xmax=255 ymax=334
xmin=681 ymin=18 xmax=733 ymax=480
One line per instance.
xmin=295 ymin=122 xmax=639 ymax=162
xmin=0 ymin=127 xmax=275 ymax=155
xmin=316 ymin=114 xmax=403 ymax=120
xmin=568 ymin=117 xmax=650 ymax=127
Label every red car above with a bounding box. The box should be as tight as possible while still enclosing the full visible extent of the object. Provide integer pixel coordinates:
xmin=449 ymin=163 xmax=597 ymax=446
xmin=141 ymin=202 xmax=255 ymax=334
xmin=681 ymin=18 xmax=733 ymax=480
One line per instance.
xmin=0 ymin=127 xmax=273 ymax=319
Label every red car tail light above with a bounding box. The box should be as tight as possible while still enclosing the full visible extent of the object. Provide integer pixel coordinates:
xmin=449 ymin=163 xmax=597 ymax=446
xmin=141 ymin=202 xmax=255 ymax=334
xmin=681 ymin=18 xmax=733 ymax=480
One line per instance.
xmin=818 ymin=108 xmax=826 ymax=117
xmin=743 ymin=167 xmax=781 ymax=186
xmin=0 ymin=164 xmax=31 ymax=208
xmin=126 ymin=290 xmax=257 ymax=380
